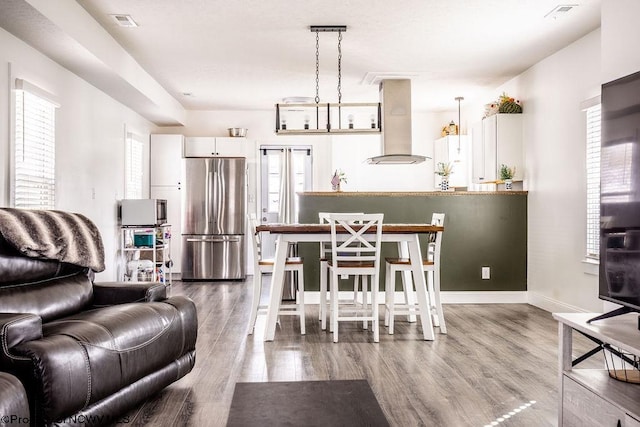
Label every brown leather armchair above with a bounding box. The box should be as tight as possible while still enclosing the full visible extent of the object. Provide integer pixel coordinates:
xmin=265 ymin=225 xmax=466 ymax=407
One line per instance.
xmin=0 ymin=372 xmax=30 ymax=427
xmin=0 ymin=213 xmax=197 ymax=426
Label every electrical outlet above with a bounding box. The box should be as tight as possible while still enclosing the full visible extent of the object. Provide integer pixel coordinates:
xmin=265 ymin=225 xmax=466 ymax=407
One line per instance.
xmin=482 ymin=266 xmax=491 ymax=280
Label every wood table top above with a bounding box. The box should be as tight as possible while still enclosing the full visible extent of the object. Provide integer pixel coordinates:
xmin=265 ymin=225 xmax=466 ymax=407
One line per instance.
xmin=256 ymin=223 xmax=444 ymax=234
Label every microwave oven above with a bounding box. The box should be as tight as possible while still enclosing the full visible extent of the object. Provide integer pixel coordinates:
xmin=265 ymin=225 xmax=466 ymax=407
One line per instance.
xmin=120 ymin=199 xmax=168 ymax=226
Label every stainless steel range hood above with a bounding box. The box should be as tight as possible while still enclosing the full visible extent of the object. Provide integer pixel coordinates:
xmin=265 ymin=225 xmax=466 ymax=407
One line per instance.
xmin=366 ymin=79 xmax=428 ymax=165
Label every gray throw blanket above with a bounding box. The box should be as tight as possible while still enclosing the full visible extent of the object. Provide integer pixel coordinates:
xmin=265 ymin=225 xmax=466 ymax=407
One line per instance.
xmin=0 ymin=208 xmax=105 ymax=272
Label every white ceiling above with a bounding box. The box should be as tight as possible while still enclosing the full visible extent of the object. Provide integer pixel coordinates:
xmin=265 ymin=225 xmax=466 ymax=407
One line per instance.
xmin=1 ymin=0 xmax=601 ymax=122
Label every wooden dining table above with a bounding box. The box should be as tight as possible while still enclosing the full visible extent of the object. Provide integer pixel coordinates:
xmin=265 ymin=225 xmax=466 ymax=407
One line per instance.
xmin=255 ymin=223 xmax=444 ymax=342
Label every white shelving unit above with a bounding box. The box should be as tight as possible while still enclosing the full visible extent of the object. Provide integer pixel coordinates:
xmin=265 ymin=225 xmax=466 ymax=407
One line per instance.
xmin=554 ymin=312 xmax=640 ymax=427
xmin=120 ymin=224 xmax=172 ymax=285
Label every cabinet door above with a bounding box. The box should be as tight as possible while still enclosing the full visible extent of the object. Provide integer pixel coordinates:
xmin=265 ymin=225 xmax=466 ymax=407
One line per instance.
xmin=150 ymin=134 xmax=183 ymax=186
xmin=483 ymin=115 xmax=498 ymax=182
xmin=150 ymin=186 xmax=182 ymax=273
xmin=471 ymin=122 xmax=484 ymax=183
xmin=448 ymin=136 xmax=469 ymax=188
xmin=562 ymin=376 xmax=624 ymax=427
xmin=495 ymin=114 xmax=523 ymax=181
xmin=215 ymin=137 xmax=246 ymax=157
xmin=184 ymin=137 xmax=217 ymax=157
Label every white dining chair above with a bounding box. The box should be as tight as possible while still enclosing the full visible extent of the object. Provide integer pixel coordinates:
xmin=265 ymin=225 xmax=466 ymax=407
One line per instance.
xmin=327 ymin=213 xmax=384 ymax=343
xmin=384 ymin=213 xmax=446 ymax=335
xmin=318 ymin=212 xmax=364 ymax=331
xmin=248 ymin=215 xmax=306 ymax=335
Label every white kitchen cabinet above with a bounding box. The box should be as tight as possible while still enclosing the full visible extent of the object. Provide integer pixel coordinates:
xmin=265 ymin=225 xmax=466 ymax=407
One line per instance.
xmin=472 ymin=114 xmax=523 ymax=183
xmin=150 ymin=134 xmax=184 ymax=274
xmin=184 ymin=136 xmax=246 ymax=157
xmin=433 ymin=135 xmax=469 ymax=189
xmin=150 ymin=134 xmax=184 ymax=186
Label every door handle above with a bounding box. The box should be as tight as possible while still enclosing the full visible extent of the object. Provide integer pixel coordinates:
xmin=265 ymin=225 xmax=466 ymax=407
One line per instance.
xmin=186 ymin=236 xmax=241 ymax=243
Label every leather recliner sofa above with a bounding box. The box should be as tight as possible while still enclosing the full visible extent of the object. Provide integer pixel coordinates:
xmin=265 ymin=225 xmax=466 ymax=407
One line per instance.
xmin=0 ymin=210 xmax=197 ymax=426
xmin=0 ymin=372 xmax=30 ymax=427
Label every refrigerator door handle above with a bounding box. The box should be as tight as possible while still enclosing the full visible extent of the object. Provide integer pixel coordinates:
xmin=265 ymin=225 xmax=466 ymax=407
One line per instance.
xmin=214 ymin=169 xmax=222 ymax=232
xmin=186 ymin=236 xmax=242 ymax=243
xmin=207 ymin=170 xmax=214 ymax=225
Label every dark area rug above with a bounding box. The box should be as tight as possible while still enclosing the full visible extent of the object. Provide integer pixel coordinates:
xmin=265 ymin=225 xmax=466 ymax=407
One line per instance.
xmin=226 ymin=379 xmax=390 ymax=427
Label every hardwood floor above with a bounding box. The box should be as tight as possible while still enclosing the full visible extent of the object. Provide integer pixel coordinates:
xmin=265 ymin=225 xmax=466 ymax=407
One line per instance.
xmin=117 ymin=278 xmax=603 ymax=426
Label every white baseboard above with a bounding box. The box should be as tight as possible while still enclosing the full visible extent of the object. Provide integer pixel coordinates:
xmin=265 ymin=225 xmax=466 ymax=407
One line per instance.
xmin=527 ymin=292 xmax=588 ymax=313
xmin=440 ymin=291 xmax=528 ymax=304
xmin=301 ymin=291 xmax=528 ymax=305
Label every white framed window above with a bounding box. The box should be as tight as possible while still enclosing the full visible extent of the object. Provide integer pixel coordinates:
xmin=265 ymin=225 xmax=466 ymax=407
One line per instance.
xmin=125 ymin=131 xmax=144 ymax=199
xmin=13 ymin=79 xmax=59 ymax=210
xmin=585 ymin=102 xmax=601 ymax=260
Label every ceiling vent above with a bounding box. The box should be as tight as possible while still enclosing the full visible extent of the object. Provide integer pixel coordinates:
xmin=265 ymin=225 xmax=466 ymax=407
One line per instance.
xmin=544 ymin=5 xmax=578 ymax=20
xmin=110 ymin=14 xmax=138 ymax=28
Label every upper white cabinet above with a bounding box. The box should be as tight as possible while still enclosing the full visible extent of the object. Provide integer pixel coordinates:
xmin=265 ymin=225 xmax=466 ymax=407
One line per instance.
xmin=434 ymin=135 xmax=469 ymax=189
xmin=472 ymin=114 xmax=523 ymax=183
xmin=150 ymin=134 xmax=184 ymax=186
xmin=184 ymin=137 xmax=246 ymax=157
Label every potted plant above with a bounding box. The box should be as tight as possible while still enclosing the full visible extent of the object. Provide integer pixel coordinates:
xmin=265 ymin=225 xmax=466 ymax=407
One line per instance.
xmin=499 ymin=164 xmax=516 ymax=190
xmin=331 ymin=169 xmax=347 ymax=191
xmin=435 ymin=162 xmax=454 ymax=191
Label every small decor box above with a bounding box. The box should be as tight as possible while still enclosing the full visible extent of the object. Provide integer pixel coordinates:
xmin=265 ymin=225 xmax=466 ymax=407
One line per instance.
xmin=134 ymin=233 xmax=154 ymax=247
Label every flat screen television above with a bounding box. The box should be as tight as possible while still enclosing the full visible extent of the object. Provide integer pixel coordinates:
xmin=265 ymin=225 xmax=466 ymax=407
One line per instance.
xmin=594 ymin=69 xmax=640 ymax=322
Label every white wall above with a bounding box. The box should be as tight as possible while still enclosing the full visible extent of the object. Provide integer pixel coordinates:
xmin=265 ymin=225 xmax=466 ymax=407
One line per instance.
xmin=0 ymin=27 xmax=155 ymax=281
xmin=459 ymin=30 xmax=602 ymax=311
xmin=519 ymin=29 xmax=602 ymax=312
xmin=602 ymin=0 xmax=640 ymax=83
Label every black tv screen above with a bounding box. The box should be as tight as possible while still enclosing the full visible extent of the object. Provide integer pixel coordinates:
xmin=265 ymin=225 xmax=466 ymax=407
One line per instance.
xmin=599 ymin=69 xmax=640 ymax=317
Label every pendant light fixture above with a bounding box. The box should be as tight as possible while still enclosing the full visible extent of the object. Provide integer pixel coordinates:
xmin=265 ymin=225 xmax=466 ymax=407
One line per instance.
xmin=275 ymin=25 xmax=381 ymax=135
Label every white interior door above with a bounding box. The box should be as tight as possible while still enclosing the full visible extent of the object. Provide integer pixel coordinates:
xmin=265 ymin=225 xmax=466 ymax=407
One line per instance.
xmin=260 ymin=146 xmax=312 ymax=258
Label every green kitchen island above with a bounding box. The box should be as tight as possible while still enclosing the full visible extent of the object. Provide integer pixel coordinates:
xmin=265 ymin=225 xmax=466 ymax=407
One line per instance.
xmin=297 ymin=191 xmax=527 ymax=293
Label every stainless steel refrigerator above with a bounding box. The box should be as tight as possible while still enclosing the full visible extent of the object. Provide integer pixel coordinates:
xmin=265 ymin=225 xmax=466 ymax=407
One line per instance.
xmin=181 ymin=157 xmax=246 ymax=280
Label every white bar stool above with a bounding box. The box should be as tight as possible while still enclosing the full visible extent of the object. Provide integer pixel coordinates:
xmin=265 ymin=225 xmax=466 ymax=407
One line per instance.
xmin=384 ymin=213 xmax=446 ymax=335
xmin=327 ymin=213 xmax=384 ymax=343
xmin=248 ymin=215 xmax=306 ymax=335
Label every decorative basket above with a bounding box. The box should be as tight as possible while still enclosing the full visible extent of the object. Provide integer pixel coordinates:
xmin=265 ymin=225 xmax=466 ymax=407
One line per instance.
xmin=498 ymin=101 xmax=523 ymax=114
xmin=602 ymin=344 xmax=640 ymax=384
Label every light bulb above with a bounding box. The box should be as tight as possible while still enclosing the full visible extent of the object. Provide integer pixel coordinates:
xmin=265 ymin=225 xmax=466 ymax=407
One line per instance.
xmin=304 ymin=115 xmax=310 ymax=130
xmin=348 ymin=114 xmax=354 ymax=129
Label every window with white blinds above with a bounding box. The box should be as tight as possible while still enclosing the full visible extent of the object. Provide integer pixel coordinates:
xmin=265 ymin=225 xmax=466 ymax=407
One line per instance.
xmin=585 ymin=103 xmax=601 ymax=259
xmin=125 ymin=131 xmax=144 ymax=199
xmin=14 ymin=88 xmax=57 ymax=209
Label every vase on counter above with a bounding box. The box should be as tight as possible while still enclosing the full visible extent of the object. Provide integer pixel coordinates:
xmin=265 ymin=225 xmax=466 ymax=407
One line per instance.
xmin=440 ymin=178 xmax=449 ymax=192
xmin=505 ymin=179 xmax=513 ymax=190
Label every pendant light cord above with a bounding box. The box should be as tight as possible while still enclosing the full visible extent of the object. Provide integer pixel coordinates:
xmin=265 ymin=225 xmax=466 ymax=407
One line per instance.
xmin=315 ymin=31 xmax=320 ymax=104
xmin=337 ymin=31 xmax=343 ymax=104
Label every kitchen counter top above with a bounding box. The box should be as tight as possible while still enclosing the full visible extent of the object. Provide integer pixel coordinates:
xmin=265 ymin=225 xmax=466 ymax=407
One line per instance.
xmin=299 ymin=191 xmax=528 ymax=196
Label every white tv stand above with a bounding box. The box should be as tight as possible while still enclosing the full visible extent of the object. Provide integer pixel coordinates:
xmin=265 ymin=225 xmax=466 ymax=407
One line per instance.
xmin=554 ymin=312 xmax=640 ymax=427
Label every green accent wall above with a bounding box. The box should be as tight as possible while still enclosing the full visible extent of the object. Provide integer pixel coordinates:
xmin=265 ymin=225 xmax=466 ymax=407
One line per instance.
xmin=297 ymin=192 xmax=527 ymax=292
